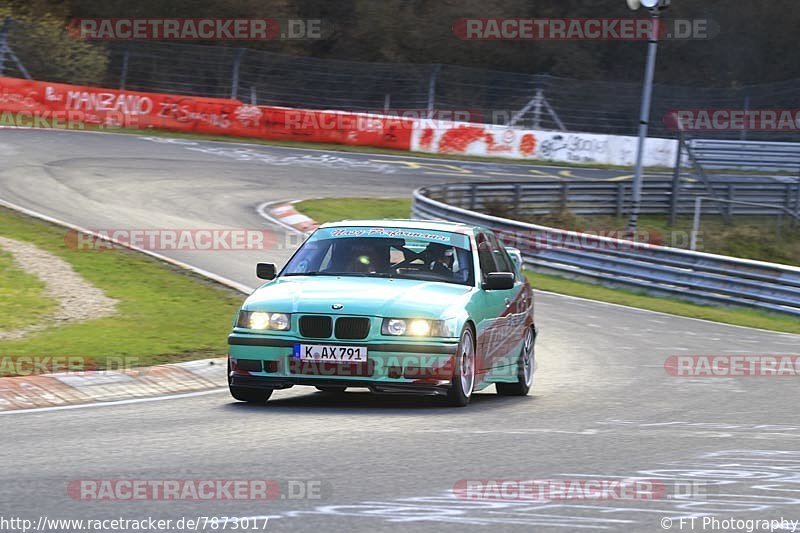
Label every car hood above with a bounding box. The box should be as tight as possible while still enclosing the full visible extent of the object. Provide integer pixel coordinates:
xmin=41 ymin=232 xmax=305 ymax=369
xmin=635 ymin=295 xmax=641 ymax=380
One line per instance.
xmin=243 ymin=276 xmax=473 ymax=318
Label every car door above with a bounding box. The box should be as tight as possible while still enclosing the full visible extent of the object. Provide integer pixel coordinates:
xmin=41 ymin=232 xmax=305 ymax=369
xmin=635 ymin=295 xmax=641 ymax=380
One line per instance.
xmin=487 ymin=231 xmax=526 ymax=369
xmin=474 ymin=232 xmax=516 ymax=372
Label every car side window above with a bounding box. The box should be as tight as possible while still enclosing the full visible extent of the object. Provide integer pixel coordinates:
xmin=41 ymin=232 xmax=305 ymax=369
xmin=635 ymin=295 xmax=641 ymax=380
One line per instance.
xmin=476 ymin=233 xmax=499 ymax=281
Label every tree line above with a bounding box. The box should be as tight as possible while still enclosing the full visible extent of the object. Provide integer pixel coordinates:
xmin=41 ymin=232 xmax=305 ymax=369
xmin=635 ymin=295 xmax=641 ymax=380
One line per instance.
xmin=4 ymin=0 xmax=799 ymax=87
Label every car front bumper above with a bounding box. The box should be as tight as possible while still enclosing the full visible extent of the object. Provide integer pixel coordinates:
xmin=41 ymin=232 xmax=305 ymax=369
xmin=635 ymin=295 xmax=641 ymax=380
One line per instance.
xmin=227 ymin=334 xmax=460 ymax=394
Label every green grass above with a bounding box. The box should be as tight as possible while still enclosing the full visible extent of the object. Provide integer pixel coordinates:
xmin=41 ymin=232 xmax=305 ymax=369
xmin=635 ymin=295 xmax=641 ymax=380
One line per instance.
xmin=294 ymin=197 xmax=799 ymax=335
xmin=640 ymin=214 xmax=799 ymax=266
xmin=529 ymin=271 xmax=800 ymax=335
xmin=489 ymin=207 xmax=800 ymax=266
xmin=0 ymin=248 xmax=58 ymax=331
xmin=0 ymin=207 xmax=244 ymax=373
xmin=294 ymin=198 xmax=413 ymax=224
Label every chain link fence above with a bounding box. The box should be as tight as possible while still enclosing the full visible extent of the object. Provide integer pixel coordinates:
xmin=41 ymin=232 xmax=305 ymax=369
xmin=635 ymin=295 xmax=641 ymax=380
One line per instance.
xmin=3 ymin=35 xmax=800 ymax=141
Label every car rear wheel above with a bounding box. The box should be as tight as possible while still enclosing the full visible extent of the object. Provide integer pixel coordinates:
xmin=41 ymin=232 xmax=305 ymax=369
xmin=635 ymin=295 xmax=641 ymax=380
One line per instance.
xmin=229 ymin=386 xmax=273 ymax=404
xmin=315 ymin=386 xmax=347 ymax=394
xmin=445 ymin=326 xmax=476 ymax=407
xmin=497 ymin=326 xmax=535 ymax=396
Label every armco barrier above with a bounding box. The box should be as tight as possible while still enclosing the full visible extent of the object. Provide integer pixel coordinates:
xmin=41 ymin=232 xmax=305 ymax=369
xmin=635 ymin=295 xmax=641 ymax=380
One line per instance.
xmin=435 ymin=180 xmax=800 ymax=217
xmin=0 ymin=77 xmax=413 ymax=150
xmin=412 ymin=185 xmax=800 ymax=316
xmin=689 ymin=139 xmax=800 ymax=173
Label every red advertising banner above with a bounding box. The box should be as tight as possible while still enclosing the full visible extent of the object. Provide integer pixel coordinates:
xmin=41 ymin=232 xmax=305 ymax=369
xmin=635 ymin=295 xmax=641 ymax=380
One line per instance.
xmin=0 ymin=77 xmax=412 ymax=150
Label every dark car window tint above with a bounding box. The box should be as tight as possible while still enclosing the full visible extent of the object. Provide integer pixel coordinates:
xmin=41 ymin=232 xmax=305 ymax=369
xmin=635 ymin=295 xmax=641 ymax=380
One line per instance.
xmin=476 ymin=233 xmax=499 ymax=280
xmin=488 ymin=233 xmax=516 ymax=277
xmin=282 ymin=229 xmax=475 ymax=286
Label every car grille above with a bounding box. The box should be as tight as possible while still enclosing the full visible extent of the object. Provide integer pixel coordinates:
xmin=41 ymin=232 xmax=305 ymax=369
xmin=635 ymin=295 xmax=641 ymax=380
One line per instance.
xmin=299 ymin=315 xmax=333 ymax=338
xmin=335 ymin=317 xmax=371 ymax=340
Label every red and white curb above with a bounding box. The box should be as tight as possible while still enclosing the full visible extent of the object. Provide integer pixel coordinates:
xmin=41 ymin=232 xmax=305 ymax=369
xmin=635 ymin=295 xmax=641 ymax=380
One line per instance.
xmin=0 ymin=358 xmax=226 ymax=412
xmin=257 ymin=200 xmax=319 ymax=235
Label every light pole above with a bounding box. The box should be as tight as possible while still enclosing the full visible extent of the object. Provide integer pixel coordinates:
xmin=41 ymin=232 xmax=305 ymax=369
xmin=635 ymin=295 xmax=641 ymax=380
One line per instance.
xmin=626 ymin=0 xmax=671 ymax=234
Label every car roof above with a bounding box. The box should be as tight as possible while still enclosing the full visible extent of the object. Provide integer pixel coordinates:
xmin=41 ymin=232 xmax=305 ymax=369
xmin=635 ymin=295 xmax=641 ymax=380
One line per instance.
xmin=319 ymin=219 xmax=479 ymax=234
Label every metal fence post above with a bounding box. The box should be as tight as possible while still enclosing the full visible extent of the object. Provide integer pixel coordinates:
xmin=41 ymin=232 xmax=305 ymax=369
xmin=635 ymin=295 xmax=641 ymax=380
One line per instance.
xmin=740 ymin=89 xmax=751 ymax=141
xmin=668 ymin=131 xmax=684 ymax=227
xmin=795 ymin=182 xmax=800 ymax=227
xmin=787 ymin=185 xmax=797 ymax=229
xmin=690 ymin=197 xmax=703 ymax=251
xmin=558 ymin=183 xmax=570 ymax=213
xmin=469 ymin=184 xmax=477 ymax=211
xmin=513 ymin=184 xmax=522 ymax=217
xmin=726 ymin=185 xmax=735 ymax=218
xmin=426 ymin=64 xmax=441 ymax=119
xmin=231 ymin=48 xmax=246 ymax=100
xmin=119 ymin=45 xmax=130 ymax=90
xmin=616 ymin=183 xmax=625 ymax=218
xmin=532 ymin=88 xmax=543 ymax=130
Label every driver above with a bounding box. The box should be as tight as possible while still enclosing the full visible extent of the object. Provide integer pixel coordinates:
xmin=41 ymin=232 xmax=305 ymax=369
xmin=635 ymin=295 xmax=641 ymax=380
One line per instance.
xmin=424 ymin=243 xmax=454 ymax=276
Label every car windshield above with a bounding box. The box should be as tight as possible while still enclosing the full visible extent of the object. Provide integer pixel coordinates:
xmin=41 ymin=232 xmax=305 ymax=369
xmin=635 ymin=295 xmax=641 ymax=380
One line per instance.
xmin=282 ymin=226 xmax=474 ymax=286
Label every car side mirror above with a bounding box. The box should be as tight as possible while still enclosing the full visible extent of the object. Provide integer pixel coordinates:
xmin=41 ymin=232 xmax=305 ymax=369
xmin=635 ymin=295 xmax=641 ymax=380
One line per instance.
xmin=483 ymin=272 xmax=515 ymax=290
xmin=256 ymin=263 xmax=277 ymax=280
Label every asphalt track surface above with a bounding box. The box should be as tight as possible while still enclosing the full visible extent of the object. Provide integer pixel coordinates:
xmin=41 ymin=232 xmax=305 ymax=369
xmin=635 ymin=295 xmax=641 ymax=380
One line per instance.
xmin=1 ymin=128 xmax=800 ymax=532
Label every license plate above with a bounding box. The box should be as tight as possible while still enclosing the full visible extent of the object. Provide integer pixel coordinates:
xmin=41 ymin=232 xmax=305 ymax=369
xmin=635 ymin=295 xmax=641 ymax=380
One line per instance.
xmin=294 ymin=344 xmax=368 ymax=363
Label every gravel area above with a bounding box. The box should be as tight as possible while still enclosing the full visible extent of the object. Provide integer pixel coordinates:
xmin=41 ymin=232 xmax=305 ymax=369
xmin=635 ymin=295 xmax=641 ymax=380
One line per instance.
xmin=0 ymin=236 xmax=118 ymax=340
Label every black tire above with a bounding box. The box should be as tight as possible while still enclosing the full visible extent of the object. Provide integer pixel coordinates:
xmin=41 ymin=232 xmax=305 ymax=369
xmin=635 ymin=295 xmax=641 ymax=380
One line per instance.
xmin=445 ymin=326 xmax=476 ymax=407
xmin=229 ymin=386 xmax=273 ymax=404
xmin=497 ymin=326 xmax=536 ymax=396
xmin=227 ymin=358 xmax=273 ymax=404
xmin=315 ymin=386 xmax=347 ymax=394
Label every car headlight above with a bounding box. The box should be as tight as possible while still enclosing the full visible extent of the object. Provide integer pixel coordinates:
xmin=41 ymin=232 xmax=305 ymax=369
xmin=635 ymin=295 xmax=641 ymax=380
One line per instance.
xmin=381 ymin=318 xmax=449 ymax=337
xmin=237 ymin=311 xmax=291 ymax=331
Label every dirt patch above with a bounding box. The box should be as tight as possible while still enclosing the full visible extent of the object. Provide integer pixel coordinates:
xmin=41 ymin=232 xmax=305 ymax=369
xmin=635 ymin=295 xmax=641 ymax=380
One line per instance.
xmin=0 ymin=236 xmax=118 ymax=340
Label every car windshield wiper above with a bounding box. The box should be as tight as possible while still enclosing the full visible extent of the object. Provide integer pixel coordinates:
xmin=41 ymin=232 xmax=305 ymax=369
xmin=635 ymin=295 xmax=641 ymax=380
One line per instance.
xmin=392 ymin=272 xmax=461 ymax=284
xmin=283 ymin=271 xmax=393 ymax=278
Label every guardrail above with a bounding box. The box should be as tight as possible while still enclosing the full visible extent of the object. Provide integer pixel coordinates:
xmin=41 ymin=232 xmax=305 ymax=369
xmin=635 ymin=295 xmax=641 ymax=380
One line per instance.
xmin=689 ymin=139 xmax=800 ymax=173
xmin=432 ymin=179 xmax=800 ymax=218
xmin=412 ymin=184 xmax=800 ymax=316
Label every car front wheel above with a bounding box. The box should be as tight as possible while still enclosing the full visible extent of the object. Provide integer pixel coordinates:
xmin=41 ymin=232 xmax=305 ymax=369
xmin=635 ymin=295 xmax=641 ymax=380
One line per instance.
xmin=228 ymin=358 xmax=273 ymax=404
xmin=229 ymin=386 xmax=273 ymax=404
xmin=446 ymin=326 xmax=476 ymax=407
